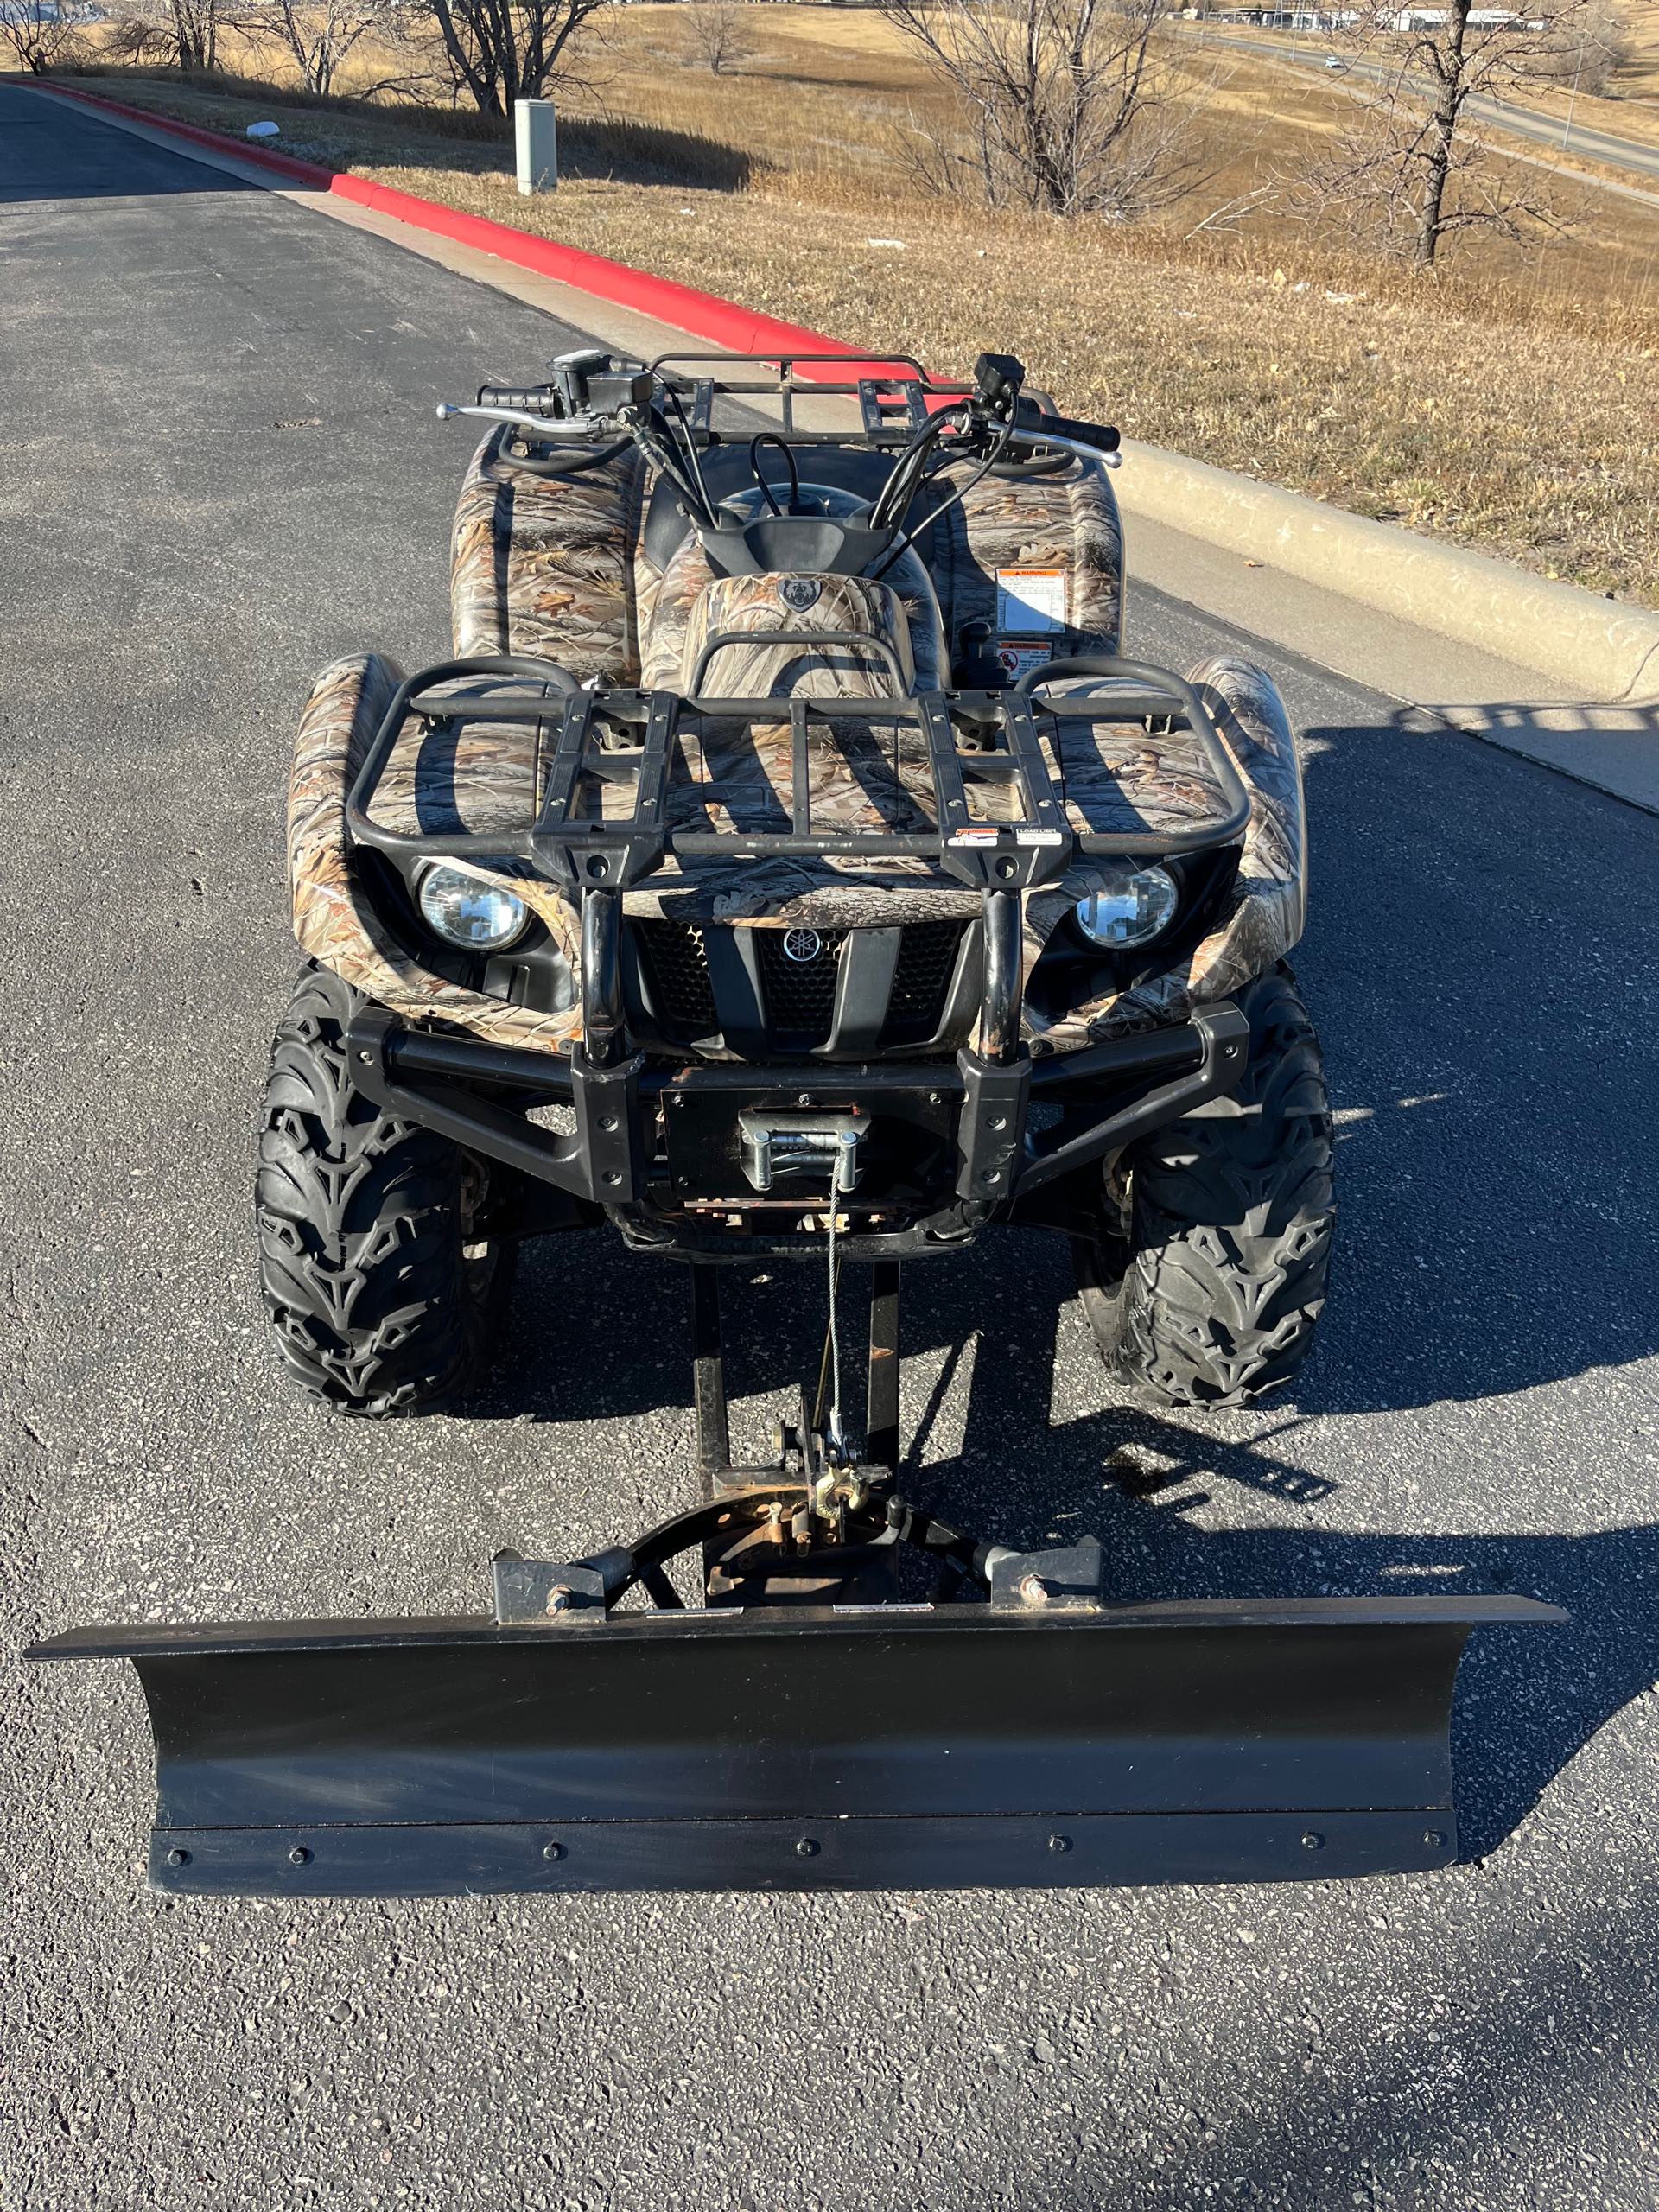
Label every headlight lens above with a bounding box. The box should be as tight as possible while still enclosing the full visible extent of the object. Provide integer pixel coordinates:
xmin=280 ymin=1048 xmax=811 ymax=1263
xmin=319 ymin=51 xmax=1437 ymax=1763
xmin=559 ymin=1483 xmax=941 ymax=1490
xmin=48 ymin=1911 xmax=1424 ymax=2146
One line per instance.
xmin=1073 ymin=866 xmax=1179 ymax=950
xmin=417 ymin=864 xmax=529 ymax=951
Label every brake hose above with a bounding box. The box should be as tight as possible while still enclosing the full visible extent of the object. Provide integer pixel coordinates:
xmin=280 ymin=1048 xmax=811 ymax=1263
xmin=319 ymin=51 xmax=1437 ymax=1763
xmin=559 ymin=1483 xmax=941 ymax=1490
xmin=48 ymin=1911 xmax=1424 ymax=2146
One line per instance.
xmin=871 ymin=421 xmax=1013 ymax=582
xmin=868 ymin=404 xmax=963 ymax=531
xmin=663 ymin=385 xmax=716 ymax=524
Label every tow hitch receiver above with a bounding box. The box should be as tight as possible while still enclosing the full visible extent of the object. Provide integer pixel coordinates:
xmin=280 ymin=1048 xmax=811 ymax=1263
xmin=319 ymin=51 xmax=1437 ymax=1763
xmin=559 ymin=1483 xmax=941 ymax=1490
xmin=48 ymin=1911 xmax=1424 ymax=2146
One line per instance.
xmin=27 ymin=1265 xmax=1561 ymax=1898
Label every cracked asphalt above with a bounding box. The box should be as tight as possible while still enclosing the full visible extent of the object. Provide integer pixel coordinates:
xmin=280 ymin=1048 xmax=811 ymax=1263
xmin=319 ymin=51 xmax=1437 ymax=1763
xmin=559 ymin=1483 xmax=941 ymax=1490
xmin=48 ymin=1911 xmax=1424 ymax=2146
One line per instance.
xmin=3 ymin=83 xmax=1657 ymax=2212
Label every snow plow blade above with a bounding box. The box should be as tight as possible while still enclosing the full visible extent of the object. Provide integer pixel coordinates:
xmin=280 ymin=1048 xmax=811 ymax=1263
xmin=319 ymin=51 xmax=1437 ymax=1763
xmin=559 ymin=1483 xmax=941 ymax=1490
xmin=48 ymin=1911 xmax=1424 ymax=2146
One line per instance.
xmin=29 ymin=1591 xmax=1560 ymax=1897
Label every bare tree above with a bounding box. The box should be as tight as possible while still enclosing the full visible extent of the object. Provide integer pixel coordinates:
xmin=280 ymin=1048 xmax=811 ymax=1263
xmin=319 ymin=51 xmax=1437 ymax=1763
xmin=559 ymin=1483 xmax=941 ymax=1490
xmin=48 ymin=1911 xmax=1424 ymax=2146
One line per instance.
xmin=880 ymin=0 xmax=1211 ymax=221
xmin=108 ymin=0 xmax=226 ymax=73
xmin=1295 ymin=1 xmax=1610 ymax=267
xmin=101 ymin=12 xmax=176 ymax=63
xmin=230 ymin=0 xmax=414 ymax=98
xmin=686 ymin=0 xmax=751 ymax=77
xmin=419 ymin=0 xmax=610 ymax=116
xmin=0 ymin=1 xmax=86 ymax=74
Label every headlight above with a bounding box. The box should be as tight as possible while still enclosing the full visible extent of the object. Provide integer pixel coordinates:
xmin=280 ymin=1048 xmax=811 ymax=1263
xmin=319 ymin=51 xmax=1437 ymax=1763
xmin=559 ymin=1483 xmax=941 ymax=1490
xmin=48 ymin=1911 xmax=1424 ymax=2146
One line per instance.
xmin=417 ymin=863 xmax=529 ymax=951
xmin=1073 ymin=866 xmax=1179 ymax=950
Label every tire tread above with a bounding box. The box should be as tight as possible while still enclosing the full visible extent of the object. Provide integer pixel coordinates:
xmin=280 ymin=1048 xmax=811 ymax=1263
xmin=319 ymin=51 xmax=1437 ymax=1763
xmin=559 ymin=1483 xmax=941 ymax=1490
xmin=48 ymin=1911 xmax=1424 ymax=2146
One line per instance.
xmin=255 ymin=968 xmax=508 ymax=1415
xmin=1080 ymin=966 xmax=1335 ymax=1407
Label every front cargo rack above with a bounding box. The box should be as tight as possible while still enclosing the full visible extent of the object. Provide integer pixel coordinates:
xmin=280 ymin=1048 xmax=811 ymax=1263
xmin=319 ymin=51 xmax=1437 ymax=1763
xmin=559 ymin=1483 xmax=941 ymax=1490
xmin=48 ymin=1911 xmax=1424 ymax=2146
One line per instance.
xmin=344 ymin=654 xmax=1253 ymax=895
xmin=343 ymin=651 xmax=1256 ymax=1220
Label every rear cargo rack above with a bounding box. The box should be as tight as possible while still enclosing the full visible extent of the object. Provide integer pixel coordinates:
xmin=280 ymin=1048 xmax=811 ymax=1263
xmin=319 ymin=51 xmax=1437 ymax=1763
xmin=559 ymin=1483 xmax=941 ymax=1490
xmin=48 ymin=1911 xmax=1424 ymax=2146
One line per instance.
xmin=648 ymin=350 xmax=967 ymax=446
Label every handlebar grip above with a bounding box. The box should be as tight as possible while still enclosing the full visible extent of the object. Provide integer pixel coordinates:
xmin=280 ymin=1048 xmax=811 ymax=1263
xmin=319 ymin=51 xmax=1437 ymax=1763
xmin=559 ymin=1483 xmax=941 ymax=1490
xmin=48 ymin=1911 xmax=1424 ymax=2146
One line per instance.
xmin=1028 ymin=410 xmax=1120 ymax=453
xmin=476 ymin=385 xmax=564 ymax=417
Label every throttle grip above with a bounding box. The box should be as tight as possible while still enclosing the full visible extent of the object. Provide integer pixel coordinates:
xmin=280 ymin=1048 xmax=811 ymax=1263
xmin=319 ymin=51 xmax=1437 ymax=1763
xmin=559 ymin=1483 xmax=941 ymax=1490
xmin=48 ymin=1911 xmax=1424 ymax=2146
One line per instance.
xmin=1029 ymin=408 xmax=1120 ymax=453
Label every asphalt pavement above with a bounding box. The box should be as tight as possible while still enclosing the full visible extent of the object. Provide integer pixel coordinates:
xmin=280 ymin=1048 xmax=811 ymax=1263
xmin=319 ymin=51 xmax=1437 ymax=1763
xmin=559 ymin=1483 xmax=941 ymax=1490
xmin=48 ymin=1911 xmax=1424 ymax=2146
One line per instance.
xmin=3 ymin=85 xmax=1658 ymax=2212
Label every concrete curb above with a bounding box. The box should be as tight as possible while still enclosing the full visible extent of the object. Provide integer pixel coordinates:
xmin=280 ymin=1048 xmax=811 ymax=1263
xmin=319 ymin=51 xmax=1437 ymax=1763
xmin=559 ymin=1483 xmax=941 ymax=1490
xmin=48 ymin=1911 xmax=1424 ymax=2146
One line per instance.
xmin=1115 ymin=443 xmax=1659 ymax=703
xmin=34 ymin=79 xmax=1659 ymax=702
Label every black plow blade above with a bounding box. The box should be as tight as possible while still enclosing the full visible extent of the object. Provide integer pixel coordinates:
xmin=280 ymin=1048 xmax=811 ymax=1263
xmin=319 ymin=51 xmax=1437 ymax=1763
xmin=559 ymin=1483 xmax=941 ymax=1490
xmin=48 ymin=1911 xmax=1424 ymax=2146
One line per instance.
xmin=29 ymin=1594 xmax=1560 ymax=1897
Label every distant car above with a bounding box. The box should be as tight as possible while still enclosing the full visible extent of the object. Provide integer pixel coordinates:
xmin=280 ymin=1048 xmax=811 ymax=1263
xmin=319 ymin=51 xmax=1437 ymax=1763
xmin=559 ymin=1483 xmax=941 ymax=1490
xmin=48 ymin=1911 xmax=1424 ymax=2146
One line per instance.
xmin=1325 ymin=54 xmax=1348 ymax=68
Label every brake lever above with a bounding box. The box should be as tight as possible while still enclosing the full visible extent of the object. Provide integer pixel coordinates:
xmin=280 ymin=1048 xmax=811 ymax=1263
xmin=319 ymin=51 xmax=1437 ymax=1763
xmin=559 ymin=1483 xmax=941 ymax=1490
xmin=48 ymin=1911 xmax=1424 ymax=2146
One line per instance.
xmin=1010 ymin=428 xmax=1123 ymax=471
xmin=435 ymin=403 xmax=608 ymax=437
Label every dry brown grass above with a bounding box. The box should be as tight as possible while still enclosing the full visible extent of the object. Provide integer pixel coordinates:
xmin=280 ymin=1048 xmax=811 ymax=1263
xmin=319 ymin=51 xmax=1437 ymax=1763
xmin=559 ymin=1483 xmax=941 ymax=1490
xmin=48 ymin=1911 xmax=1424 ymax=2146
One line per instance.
xmin=60 ymin=2 xmax=1659 ymax=607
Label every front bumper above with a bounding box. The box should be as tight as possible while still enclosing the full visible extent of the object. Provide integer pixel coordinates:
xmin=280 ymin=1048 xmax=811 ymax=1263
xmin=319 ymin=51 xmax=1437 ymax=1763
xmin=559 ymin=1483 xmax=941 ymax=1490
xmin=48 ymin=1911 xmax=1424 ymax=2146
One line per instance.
xmin=346 ymin=1000 xmax=1250 ymax=1257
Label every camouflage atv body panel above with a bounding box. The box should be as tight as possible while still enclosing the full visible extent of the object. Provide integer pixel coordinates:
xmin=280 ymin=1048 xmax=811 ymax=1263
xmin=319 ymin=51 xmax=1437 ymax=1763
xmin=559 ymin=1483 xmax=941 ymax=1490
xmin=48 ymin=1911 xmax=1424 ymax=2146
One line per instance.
xmin=1023 ymin=656 xmax=1306 ymax=1050
xmin=451 ymin=437 xmax=645 ymax=682
xmin=669 ymin=570 xmax=942 ymax=697
xmin=289 ymin=424 xmax=1301 ymax=1058
xmin=451 ymin=430 xmax=1121 ymax=679
xmin=947 ymin=462 xmax=1122 ymax=654
xmin=289 ymin=652 xmax=583 ymax=1053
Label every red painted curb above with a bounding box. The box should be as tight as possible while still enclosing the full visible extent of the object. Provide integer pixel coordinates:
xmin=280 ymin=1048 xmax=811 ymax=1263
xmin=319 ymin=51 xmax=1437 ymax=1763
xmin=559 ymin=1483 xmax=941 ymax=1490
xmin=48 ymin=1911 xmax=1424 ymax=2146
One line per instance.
xmin=35 ymin=80 xmax=906 ymax=378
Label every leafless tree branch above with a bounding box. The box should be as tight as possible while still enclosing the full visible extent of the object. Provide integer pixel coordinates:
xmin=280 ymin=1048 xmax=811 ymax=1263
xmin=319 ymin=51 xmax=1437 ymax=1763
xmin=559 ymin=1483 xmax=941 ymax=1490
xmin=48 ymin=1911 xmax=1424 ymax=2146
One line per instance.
xmin=1285 ymin=0 xmax=1601 ymax=265
xmin=880 ymin=0 xmax=1220 ymax=222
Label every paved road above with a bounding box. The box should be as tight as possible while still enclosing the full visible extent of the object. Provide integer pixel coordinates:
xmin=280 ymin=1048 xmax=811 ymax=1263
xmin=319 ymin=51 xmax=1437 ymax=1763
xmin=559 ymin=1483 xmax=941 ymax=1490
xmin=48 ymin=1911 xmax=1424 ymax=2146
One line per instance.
xmin=1210 ymin=30 xmax=1659 ymax=188
xmin=4 ymin=86 xmax=1659 ymax=2212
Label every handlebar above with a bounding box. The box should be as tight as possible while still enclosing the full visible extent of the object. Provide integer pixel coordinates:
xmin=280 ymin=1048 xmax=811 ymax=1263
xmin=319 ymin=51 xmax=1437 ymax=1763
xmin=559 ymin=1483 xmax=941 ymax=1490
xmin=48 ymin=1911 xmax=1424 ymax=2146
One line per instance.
xmin=435 ymin=356 xmax=1126 ymax=520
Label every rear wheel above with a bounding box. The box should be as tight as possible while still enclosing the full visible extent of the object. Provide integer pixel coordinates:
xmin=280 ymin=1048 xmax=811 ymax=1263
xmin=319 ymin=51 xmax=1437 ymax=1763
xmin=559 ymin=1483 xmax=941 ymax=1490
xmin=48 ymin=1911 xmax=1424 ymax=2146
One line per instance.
xmin=1075 ymin=966 xmax=1334 ymax=1406
xmin=256 ymin=967 xmax=514 ymax=1415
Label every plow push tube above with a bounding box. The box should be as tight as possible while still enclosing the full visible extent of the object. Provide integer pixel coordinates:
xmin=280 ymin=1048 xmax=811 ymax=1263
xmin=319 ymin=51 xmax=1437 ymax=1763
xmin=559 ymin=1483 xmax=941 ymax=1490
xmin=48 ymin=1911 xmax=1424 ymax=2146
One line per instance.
xmin=30 ymin=1594 xmax=1560 ymax=1897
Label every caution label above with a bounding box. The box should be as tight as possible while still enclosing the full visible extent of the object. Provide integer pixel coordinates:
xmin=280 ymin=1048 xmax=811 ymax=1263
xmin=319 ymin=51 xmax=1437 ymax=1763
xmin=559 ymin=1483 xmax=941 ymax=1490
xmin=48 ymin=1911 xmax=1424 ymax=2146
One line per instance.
xmin=995 ymin=567 xmax=1067 ymax=635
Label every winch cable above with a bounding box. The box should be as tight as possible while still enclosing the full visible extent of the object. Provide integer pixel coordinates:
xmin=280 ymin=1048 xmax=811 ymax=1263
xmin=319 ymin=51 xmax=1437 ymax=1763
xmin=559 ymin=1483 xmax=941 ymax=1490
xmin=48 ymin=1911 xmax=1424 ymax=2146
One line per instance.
xmin=813 ymin=1214 xmax=848 ymax=1468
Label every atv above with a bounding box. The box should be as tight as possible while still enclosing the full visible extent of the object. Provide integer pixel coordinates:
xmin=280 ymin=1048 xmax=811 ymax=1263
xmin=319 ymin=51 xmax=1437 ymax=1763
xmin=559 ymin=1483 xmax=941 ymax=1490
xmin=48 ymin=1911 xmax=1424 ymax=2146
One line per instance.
xmin=262 ymin=346 xmax=1328 ymax=1418
xmin=29 ymin=349 xmax=1558 ymax=1897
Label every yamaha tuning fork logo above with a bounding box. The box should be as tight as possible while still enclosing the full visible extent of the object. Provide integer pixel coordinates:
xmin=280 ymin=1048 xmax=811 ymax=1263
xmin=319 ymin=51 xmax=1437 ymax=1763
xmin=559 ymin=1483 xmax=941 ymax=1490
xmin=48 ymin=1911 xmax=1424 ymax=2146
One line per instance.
xmin=781 ymin=927 xmax=824 ymax=964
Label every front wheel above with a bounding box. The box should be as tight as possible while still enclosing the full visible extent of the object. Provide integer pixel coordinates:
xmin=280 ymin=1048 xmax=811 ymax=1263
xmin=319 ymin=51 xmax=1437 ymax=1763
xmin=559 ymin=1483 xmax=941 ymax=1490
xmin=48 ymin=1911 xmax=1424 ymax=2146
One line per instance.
xmin=1075 ymin=965 xmax=1335 ymax=1406
xmin=256 ymin=967 xmax=515 ymax=1415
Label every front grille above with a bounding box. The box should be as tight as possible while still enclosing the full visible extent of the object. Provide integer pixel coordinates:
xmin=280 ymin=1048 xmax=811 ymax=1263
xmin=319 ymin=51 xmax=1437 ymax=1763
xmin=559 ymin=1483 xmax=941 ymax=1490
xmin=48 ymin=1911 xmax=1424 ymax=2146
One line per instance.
xmin=756 ymin=928 xmax=849 ymax=1044
xmin=634 ymin=920 xmax=718 ymax=1037
xmin=631 ymin=918 xmax=965 ymax=1051
xmin=883 ymin=919 xmax=966 ymax=1045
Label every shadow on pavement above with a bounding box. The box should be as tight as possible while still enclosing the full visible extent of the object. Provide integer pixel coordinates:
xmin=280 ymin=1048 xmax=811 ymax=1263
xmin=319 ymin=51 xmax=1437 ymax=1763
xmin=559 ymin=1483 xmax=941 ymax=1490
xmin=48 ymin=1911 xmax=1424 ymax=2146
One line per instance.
xmin=1400 ymin=691 xmax=1659 ymax=816
xmin=1062 ymin=1853 xmax=1659 ymax=2211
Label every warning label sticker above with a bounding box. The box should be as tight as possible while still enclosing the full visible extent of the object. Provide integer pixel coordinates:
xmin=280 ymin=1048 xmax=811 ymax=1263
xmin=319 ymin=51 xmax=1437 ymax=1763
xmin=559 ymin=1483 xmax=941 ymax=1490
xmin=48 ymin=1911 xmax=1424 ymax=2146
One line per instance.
xmin=995 ymin=642 xmax=1055 ymax=684
xmin=995 ymin=567 xmax=1067 ymax=635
